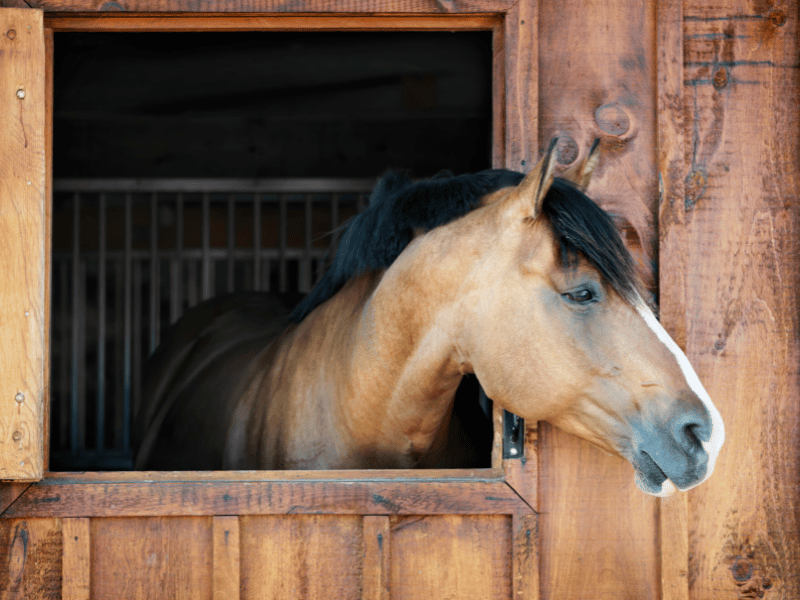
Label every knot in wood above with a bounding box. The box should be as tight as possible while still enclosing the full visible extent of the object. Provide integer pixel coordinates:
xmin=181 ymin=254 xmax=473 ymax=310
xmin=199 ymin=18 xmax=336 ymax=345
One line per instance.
xmin=6 ymin=29 xmax=16 ymax=40
xmin=769 ymin=9 xmax=787 ymax=26
xmin=713 ymin=67 xmax=729 ymax=90
xmin=595 ymin=104 xmax=630 ymax=136
xmin=730 ymin=557 xmax=753 ymax=582
xmin=554 ymin=135 xmax=579 ymax=165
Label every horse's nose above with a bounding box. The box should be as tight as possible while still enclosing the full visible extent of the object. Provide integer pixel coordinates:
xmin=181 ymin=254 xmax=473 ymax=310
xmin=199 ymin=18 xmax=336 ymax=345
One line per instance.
xmin=635 ymin=394 xmax=712 ymax=490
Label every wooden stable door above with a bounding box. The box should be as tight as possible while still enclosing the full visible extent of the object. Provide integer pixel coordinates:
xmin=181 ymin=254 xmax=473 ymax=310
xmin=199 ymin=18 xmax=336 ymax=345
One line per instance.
xmin=1 ymin=2 xmax=800 ymax=599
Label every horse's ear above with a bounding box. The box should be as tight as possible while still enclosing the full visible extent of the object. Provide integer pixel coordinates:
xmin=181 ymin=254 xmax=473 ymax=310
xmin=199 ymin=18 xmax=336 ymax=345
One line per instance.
xmin=560 ymin=138 xmax=601 ymax=192
xmin=516 ymin=138 xmax=559 ymax=217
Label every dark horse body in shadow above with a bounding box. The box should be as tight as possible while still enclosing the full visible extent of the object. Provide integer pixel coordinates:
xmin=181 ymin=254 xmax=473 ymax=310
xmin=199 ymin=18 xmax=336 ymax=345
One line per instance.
xmin=134 ymin=141 xmax=724 ymax=496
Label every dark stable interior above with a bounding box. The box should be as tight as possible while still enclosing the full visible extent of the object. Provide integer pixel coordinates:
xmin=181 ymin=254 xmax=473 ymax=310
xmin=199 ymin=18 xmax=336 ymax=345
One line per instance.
xmin=51 ymin=31 xmax=494 ymax=470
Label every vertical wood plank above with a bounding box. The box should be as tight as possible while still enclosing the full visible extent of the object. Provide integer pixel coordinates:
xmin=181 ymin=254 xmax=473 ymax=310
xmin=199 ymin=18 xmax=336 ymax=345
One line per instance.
xmin=213 ymin=516 xmax=240 ymax=600
xmin=389 ymin=515 xmax=512 ymax=600
xmin=62 ymin=518 xmax=90 ymax=600
xmin=0 ymin=7 xmax=46 ymax=480
xmin=91 ymin=517 xmax=213 ymax=600
xmin=240 ymin=515 xmax=362 ymax=600
xmin=0 ymin=518 xmax=61 ymax=599
xmin=42 ymin=25 xmax=53 ymax=473
xmin=679 ymin=1 xmax=800 ymax=597
xmin=362 ymin=516 xmax=390 ymax=600
xmin=503 ymin=0 xmax=538 ymax=171
xmin=512 ymin=513 xmax=539 ymax=600
xmin=537 ymin=0 xmax=660 ymax=597
xmin=656 ymin=1 xmax=689 ymax=600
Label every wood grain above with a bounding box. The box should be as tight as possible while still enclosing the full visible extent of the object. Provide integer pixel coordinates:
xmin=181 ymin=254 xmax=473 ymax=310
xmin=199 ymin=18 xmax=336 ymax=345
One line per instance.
xmin=362 ymin=516 xmax=390 ymax=600
xmin=655 ymin=1 xmax=689 ymax=599
xmin=62 ymin=518 xmax=90 ymax=600
xmin=0 ymin=484 xmax=31 ymax=516
xmin=44 ymin=13 xmax=502 ymax=32
xmin=90 ymin=517 xmax=212 ymax=600
xmin=0 ymin=7 xmax=46 ymax=481
xmin=212 ymin=516 xmax=240 ymax=600
xmin=512 ymin=513 xmax=538 ymax=600
xmin=680 ymin=2 xmax=800 ymax=597
xmin=537 ymin=0 xmax=660 ymax=597
xmin=389 ymin=515 xmax=512 ymax=599
xmin=42 ymin=27 xmax=53 ymax=474
xmin=0 ymin=518 xmax=61 ymax=599
xmin=240 ymin=515 xmax=362 ymax=600
xmin=17 ymin=0 xmax=517 ymax=12
xmin=4 ymin=476 xmax=530 ymax=517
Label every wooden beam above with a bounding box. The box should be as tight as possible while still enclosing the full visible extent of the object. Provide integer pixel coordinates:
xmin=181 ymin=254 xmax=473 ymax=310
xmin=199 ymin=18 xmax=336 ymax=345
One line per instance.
xmin=19 ymin=0 xmax=518 ymax=12
xmin=362 ymin=516 xmax=390 ymax=600
xmin=212 ymin=516 xmax=240 ymax=600
xmin=3 ymin=471 xmax=533 ymax=517
xmin=44 ymin=13 xmax=502 ymax=32
xmin=62 ymin=518 xmax=91 ymax=600
xmin=0 ymin=6 xmax=47 ymax=481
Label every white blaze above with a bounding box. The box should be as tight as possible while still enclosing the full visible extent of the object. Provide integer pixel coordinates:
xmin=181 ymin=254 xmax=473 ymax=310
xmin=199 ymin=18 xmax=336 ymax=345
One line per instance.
xmin=633 ymin=296 xmax=725 ymax=496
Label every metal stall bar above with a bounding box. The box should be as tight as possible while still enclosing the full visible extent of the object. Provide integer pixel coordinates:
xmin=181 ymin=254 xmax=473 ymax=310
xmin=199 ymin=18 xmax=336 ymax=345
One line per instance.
xmin=149 ymin=192 xmax=160 ymax=353
xmin=201 ymin=191 xmax=211 ymax=301
xmin=171 ymin=193 xmax=184 ymax=324
xmin=253 ymin=193 xmax=262 ymax=291
xmin=59 ymin=260 xmax=69 ymax=450
xmin=70 ymin=192 xmax=84 ymax=456
xmin=302 ymin=193 xmax=313 ymax=293
xmin=97 ymin=193 xmax=107 ymax=452
xmin=122 ymin=192 xmax=133 ymax=452
xmin=132 ymin=259 xmax=142 ymax=435
xmin=227 ymin=194 xmax=235 ymax=293
xmin=279 ymin=193 xmax=287 ymax=293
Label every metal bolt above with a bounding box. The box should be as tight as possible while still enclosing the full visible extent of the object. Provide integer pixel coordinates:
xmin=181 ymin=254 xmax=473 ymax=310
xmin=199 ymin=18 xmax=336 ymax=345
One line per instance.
xmin=14 ymin=392 xmax=24 ymax=403
xmin=509 ymin=447 xmax=518 ymax=456
xmin=16 ymin=89 xmax=25 ymax=100
xmin=12 ymin=431 xmax=21 ymax=442
xmin=24 ymin=311 xmax=29 ymax=317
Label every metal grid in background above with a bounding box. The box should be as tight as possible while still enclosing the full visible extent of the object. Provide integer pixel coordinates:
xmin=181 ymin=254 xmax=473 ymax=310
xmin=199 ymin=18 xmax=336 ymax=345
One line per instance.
xmin=49 ymin=179 xmax=375 ymax=471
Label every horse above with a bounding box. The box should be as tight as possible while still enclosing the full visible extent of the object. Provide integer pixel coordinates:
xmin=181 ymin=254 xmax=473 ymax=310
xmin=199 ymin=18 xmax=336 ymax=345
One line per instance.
xmin=133 ymin=139 xmax=724 ymax=496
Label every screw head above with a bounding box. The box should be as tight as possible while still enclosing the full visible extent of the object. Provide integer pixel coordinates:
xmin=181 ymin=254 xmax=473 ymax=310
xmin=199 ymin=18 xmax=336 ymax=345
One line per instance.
xmin=12 ymin=431 xmax=21 ymax=442
xmin=509 ymin=447 xmax=519 ymax=456
xmin=14 ymin=392 xmax=24 ymax=403
xmin=16 ymin=89 xmax=25 ymax=99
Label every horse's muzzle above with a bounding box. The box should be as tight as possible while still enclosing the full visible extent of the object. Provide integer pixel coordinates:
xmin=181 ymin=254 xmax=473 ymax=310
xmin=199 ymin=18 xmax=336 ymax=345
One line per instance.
xmin=630 ymin=394 xmax=712 ymax=494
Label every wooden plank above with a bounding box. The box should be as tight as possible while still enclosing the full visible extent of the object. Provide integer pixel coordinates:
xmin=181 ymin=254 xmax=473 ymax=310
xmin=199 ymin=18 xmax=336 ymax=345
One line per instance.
xmin=5 ymin=476 xmax=531 ymax=518
xmin=90 ymin=517 xmax=212 ymax=600
xmin=240 ymin=515 xmax=361 ymax=600
xmin=362 ymin=516 xmax=390 ymax=600
xmin=512 ymin=513 xmax=538 ymax=600
xmin=212 ymin=516 xmax=240 ymax=600
xmin=42 ymin=26 xmax=53 ymax=473
xmin=537 ymin=0 xmax=660 ymax=597
xmin=0 ymin=518 xmax=61 ymax=599
xmin=62 ymin=518 xmax=90 ymax=600
xmin=23 ymin=0 xmax=518 ymax=12
xmin=389 ymin=515 xmax=512 ymax=599
xmin=44 ymin=13 xmax=502 ymax=32
xmin=655 ymin=1 xmax=689 ymax=600
xmin=0 ymin=483 xmax=31 ymax=516
xmin=0 ymin=7 xmax=46 ymax=481
xmin=679 ymin=2 xmax=800 ymax=597
xmin=502 ymin=0 xmax=537 ymax=171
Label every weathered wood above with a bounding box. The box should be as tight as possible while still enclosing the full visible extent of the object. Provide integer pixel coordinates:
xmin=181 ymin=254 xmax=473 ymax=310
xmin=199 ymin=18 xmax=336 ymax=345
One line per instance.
xmin=90 ymin=517 xmax=212 ymax=600
xmin=502 ymin=0 xmax=537 ymax=171
xmin=0 ymin=7 xmax=46 ymax=481
xmin=537 ymin=0 xmax=661 ymax=597
xmin=212 ymin=516 xmax=240 ymax=600
xmin=240 ymin=515 xmax=361 ymax=600
xmin=0 ymin=484 xmax=31 ymax=516
xmin=14 ymin=0 xmax=517 ymax=12
xmin=42 ymin=26 xmax=53 ymax=474
xmin=3 ymin=472 xmax=532 ymax=518
xmin=362 ymin=516 xmax=390 ymax=600
xmin=679 ymin=2 xmax=800 ymax=597
xmin=655 ymin=1 xmax=689 ymax=600
xmin=0 ymin=518 xmax=61 ymax=599
xmin=389 ymin=515 xmax=512 ymax=599
xmin=62 ymin=518 xmax=90 ymax=600
xmin=512 ymin=513 xmax=538 ymax=600
xmin=44 ymin=13 xmax=502 ymax=32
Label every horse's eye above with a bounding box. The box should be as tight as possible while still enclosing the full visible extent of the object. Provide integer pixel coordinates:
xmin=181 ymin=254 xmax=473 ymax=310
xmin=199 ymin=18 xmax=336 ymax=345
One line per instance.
xmin=563 ymin=288 xmax=596 ymax=305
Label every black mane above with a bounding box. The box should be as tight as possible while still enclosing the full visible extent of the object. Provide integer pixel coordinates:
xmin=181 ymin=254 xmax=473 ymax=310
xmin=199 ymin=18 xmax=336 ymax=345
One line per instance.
xmin=290 ymin=170 xmax=638 ymax=322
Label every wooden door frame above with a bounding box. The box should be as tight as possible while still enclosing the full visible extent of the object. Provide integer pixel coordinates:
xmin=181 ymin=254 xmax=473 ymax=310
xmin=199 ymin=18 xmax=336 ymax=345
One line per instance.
xmin=1 ymin=2 xmax=541 ymax=523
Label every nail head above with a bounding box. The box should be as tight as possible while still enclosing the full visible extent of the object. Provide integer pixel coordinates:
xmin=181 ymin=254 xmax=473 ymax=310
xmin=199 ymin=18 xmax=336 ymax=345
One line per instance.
xmin=16 ymin=89 xmax=25 ymax=99
xmin=14 ymin=392 xmax=24 ymax=403
xmin=12 ymin=431 xmax=21 ymax=442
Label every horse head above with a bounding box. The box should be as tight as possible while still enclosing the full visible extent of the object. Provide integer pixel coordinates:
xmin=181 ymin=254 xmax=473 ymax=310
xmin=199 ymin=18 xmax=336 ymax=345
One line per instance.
xmin=460 ymin=140 xmax=724 ymax=496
